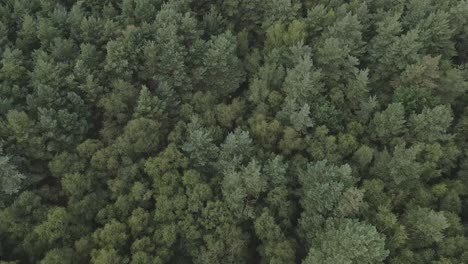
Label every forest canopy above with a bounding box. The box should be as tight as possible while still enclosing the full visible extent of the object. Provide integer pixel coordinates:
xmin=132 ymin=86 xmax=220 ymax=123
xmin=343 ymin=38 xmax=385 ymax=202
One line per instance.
xmin=1 ymin=0 xmax=468 ymax=263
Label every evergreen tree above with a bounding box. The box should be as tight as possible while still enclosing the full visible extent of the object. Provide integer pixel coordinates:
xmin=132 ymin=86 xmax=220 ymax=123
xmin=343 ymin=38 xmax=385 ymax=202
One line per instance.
xmin=0 ymin=0 xmax=467 ymax=263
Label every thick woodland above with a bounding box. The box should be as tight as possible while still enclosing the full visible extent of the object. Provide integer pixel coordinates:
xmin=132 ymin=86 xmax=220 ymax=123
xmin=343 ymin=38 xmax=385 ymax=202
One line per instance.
xmin=1 ymin=0 xmax=468 ymax=263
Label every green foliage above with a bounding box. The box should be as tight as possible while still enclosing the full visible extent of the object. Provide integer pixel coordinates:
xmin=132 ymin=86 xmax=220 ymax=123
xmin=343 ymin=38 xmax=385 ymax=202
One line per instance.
xmin=282 ymin=54 xmax=322 ymax=104
xmin=298 ymin=160 xmax=359 ymax=243
xmin=40 ymin=248 xmax=74 ymax=264
xmin=115 ymin=118 xmax=162 ymax=158
xmin=201 ymin=32 xmax=245 ymax=98
xmin=218 ymin=129 xmax=253 ymax=170
xmin=408 ymin=105 xmax=453 ymax=142
xmin=222 ymin=160 xmax=266 ymax=217
xmin=303 ymin=219 xmax=389 ymax=264
xmin=403 ymin=207 xmax=450 ymax=247
xmin=0 ymin=0 xmax=467 ymax=263
xmin=254 ymin=210 xmax=296 ymax=263
xmin=34 ymin=207 xmax=71 ymax=246
xmin=182 ymin=118 xmax=219 ymax=169
xmin=93 ymin=220 xmax=128 ymax=251
xmin=0 ymin=156 xmax=25 ymax=196
xmin=370 ymin=103 xmax=406 ymax=141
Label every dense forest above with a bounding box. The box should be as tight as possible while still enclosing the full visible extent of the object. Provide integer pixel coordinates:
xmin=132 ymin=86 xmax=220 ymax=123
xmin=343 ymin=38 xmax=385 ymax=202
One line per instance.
xmin=0 ymin=0 xmax=468 ymax=263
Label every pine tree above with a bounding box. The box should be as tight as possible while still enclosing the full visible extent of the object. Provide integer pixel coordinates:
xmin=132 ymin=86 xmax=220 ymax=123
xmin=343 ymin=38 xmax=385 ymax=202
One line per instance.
xmin=303 ymin=219 xmax=389 ymax=264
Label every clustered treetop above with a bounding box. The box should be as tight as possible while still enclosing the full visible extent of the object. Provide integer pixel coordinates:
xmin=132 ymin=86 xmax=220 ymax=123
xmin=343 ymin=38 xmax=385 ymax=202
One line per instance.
xmin=0 ymin=0 xmax=468 ymax=263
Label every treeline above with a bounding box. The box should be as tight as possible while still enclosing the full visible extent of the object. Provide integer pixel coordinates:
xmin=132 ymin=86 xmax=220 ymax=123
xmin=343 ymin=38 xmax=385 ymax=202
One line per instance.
xmin=1 ymin=0 xmax=468 ymax=263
